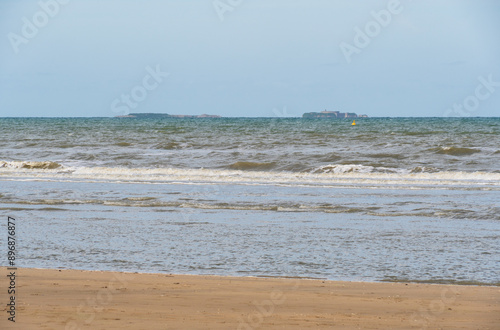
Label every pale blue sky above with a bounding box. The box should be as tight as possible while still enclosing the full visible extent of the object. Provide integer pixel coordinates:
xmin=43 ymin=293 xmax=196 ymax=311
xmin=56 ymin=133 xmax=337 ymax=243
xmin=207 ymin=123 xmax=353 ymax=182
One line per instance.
xmin=1 ymin=0 xmax=499 ymax=117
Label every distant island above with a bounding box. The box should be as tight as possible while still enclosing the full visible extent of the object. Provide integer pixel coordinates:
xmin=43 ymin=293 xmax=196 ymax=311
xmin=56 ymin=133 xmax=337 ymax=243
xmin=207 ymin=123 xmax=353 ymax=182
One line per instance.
xmin=302 ymin=110 xmax=367 ymax=119
xmin=115 ymin=111 xmax=366 ymax=119
xmin=116 ymin=113 xmax=221 ymax=119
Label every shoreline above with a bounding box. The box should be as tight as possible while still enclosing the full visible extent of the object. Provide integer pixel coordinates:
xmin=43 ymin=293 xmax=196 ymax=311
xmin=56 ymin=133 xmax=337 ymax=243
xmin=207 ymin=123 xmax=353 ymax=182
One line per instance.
xmin=14 ymin=266 xmax=500 ymax=290
xmin=2 ymin=267 xmax=499 ymax=329
xmin=15 ymin=266 xmax=500 ymax=287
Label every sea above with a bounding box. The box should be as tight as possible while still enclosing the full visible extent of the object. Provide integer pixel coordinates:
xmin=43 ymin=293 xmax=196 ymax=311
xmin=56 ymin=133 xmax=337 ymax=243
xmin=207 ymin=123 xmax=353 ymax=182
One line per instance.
xmin=1 ymin=117 xmax=499 ymax=285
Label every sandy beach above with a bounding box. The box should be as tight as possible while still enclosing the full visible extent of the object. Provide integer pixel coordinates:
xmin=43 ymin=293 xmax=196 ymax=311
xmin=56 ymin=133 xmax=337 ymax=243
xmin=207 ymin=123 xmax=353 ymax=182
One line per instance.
xmin=1 ymin=267 xmax=499 ymax=329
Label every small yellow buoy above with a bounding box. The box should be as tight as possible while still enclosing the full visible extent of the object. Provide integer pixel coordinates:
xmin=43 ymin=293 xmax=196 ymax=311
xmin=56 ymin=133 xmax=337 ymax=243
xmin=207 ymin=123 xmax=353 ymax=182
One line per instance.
xmin=352 ymin=120 xmax=356 ymax=126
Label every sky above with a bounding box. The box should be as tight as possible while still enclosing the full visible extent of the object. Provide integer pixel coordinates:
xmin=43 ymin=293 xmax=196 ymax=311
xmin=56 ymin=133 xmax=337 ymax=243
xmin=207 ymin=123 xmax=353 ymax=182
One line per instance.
xmin=0 ymin=0 xmax=499 ymax=117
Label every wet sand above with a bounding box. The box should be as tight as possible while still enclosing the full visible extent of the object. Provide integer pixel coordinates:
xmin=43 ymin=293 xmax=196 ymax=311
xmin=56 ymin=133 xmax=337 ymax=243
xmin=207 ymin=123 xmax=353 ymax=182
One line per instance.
xmin=1 ymin=267 xmax=499 ymax=329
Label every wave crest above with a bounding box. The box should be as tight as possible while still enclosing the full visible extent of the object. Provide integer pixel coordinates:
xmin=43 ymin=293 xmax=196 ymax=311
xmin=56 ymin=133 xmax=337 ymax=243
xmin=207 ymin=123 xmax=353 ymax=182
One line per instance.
xmin=228 ymin=161 xmax=276 ymax=171
xmin=0 ymin=161 xmax=62 ymax=170
xmin=434 ymin=147 xmax=481 ymax=156
xmin=1 ymin=161 xmax=499 ymax=189
xmin=311 ymin=164 xmax=404 ymax=174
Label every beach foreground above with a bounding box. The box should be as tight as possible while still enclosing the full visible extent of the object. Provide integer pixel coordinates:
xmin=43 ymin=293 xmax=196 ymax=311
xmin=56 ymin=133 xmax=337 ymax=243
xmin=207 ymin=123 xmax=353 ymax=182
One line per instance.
xmin=1 ymin=268 xmax=499 ymax=329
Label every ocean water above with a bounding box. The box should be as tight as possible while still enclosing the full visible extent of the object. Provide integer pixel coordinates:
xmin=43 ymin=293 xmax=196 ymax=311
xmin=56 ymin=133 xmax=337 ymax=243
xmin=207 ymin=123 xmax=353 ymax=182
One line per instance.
xmin=0 ymin=117 xmax=499 ymax=285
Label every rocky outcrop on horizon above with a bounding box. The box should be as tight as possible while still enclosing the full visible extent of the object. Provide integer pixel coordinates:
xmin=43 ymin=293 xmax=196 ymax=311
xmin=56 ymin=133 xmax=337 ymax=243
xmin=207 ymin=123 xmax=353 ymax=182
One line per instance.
xmin=303 ymin=110 xmax=368 ymax=118
xmin=115 ymin=113 xmax=221 ymax=118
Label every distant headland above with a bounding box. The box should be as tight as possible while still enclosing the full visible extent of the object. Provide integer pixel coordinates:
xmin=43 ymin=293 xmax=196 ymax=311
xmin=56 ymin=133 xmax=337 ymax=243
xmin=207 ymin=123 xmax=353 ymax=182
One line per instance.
xmin=116 ymin=113 xmax=221 ymax=119
xmin=302 ymin=110 xmax=367 ymax=119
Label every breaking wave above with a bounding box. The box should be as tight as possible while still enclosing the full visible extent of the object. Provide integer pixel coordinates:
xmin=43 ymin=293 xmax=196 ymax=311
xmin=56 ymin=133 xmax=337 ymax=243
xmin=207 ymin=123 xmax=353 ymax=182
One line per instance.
xmin=0 ymin=161 xmax=62 ymax=170
xmin=0 ymin=160 xmax=499 ymax=190
xmin=311 ymin=164 xmax=398 ymax=174
xmin=433 ymin=146 xmax=481 ymax=156
xmin=228 ymin=161 xmax=276 ymax=171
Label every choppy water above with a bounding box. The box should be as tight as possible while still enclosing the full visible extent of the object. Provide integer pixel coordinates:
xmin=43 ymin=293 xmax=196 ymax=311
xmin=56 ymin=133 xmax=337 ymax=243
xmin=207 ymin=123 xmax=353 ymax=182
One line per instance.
xmin=0 ymin=117 xmax=499 ymax=285
xmin=1 ymin=117 xmax=499 ymax=173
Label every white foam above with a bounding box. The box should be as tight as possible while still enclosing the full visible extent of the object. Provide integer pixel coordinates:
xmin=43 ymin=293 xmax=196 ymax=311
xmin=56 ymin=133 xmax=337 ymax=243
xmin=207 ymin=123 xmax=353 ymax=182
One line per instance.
xmin=1 ymin=161 xmax=499 ymax=190
xmin=311 ymin=164 xmax=407 ymax=174
xmin=0 ymin=160 xmax=62 ymax=170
